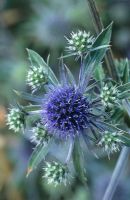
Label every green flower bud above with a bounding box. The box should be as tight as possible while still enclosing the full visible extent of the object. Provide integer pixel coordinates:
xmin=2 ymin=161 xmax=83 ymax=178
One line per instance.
xmin=43 ymin=161 xmax=69 ymax=186
xmin=66 ymin=30 xmax=95 ymax=56
xmin=27 ymin=66 xmax=48 ymax=92
xmin=98 ymin=131 xmax=124 ymax=157
xmin=31 ymin=123 xmax=51 ymax=145
xmin=7 ymin=108 xmax=25 ymax=132
xmin=100 ymin=84 xmax=119 ymax=108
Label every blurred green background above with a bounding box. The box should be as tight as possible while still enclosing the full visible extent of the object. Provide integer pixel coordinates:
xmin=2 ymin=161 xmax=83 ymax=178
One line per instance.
xmin=1 ymin=0 xmax=130 ymax=199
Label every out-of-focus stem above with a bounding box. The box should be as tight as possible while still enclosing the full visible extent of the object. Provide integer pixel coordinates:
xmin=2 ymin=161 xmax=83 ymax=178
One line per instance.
xmin=86 ymin=0 xmax=119 ymax=81
xmin=65 ymin=139 xmax=74 ymax=164
xmin=103 ymin=147 xmax=129 ymax=200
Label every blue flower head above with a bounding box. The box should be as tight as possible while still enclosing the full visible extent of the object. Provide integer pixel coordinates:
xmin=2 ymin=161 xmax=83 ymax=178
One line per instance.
xmin=41 ymin=86 xmax=95 ymax=138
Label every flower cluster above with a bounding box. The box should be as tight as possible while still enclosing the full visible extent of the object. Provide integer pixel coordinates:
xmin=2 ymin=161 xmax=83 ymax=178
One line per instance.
xmin=100 ymin=84 xmax=119 ymax=108
xmin=7 ymin=24 xmax=129 ymax=186
xmin=31 ymin=123 xmax=51 ymax=145
xmin=27 ymin=65 xmax=48 ymax=92
xmin=43 ymin=162 xmax=69 ymax=186
xmin=7 ymin=108 xmax=25 ymax=132
xmin=98 ymin=131 xmax=124 ymax=156
xmin=66 ymin=30 xmax=95 ymax=56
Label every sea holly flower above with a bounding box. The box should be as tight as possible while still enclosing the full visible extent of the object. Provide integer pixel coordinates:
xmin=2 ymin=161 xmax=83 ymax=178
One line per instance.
xmin=7 ymin=108 xmax=25 ymax=132
xmin=43 ymin=161 xmax=69 ymax=186
xmin=65 ymin=30 xmax=95 ymax=57
xmin=41 ymin=86 xmax=101 ymax=139
xmin=7 ymin=24 xmax=130 ymax=186
xmin=31 ymin=123 xmax=51 ymax=145
xmin=100 ymin=83 xmax=120 ymax=108
xmin=98 ymin=131 xmax=124 ymax=157
xmin=27 ymin=65 xmax=48 ymax=92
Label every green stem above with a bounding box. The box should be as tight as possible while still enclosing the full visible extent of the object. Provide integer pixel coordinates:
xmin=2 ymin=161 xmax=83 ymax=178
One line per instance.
xmin=103 ymin=147 xmax=129 ymax=200
xmin=86 ymin=0 xmax=119 ymax=81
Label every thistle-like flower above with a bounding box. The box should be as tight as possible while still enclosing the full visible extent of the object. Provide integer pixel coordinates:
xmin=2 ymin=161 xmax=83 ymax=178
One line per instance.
xmin=43 ymin=161 xmax=69 ymax=186
xmin=27 ymin=65 xmax=48 ymax=92
xmin=41 ymin=86 xmax=101 ymax=139
xmin=31 ymin=123 xmax=51 ymax=145
xmin=100 ymin=83 xmax=119 ymax=108
xmin=7 ymin=108 xmax=25 ymax=132
xmin=7 ymin=24 xmax=129 ymax=186
xmin=98 ymin=131 xmax=124 ymax=156
xmin=65 ymin=30 xmax=95 ymax=56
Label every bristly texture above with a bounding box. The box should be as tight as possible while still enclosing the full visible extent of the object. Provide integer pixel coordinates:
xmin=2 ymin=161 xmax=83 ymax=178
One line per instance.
xmin=65 ymin=30 xmax=95 ymax=56
xmin=41 ymin=86 xmax=98 ymax=139
xmin=27 ymin=65 xmax=48 ymax=92
xmin=98 ymin=131 xmax=124 ymax=157
xmin=100 ymin=83 xmax=119 ymax=108
xmin=7 ymin=108 xmax=25 ymax=132
xmin=31 ymin=123 xmax=51 ymax=145
xmin=43 ymin=161 xmax=69 ymax=186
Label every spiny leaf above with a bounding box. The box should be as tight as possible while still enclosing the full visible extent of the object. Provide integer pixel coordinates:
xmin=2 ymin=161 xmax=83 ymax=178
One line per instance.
xmin=85 ymin=22 xmax=113 ymax=68
xmin=64 ymin=65 xmax=76 ymax=85
xmin=118 ymin=91 xmax=130 ymax=99
xmin=59 ymin=53 xmax=77 ymax=59
xmin=13 ymin=90 xmax=42 ymax=103
xmin=96 ymin=121 xmax=127 ymax=133
xmin=122 ymin=59 xmax=129 ymax=84
xmin=119 ymin=135 xmax=130 ymax=147
xmin=117 ymin=82 xmax=130 ymax=92
xmin=23 ymin=105 xmax=41 ymax=112
xmin=27 ymin=140 xmax=52 ymax=177
xmin=94 ymin=64 xmax=105 ymax=82
xmin=81 ymin=23 xmax=112 ymax=89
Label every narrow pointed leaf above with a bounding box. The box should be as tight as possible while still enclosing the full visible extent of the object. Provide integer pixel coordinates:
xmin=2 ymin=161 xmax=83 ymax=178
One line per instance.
xmin=59 ymin=53 xmax=77 ymax=59
xmin=23 ymin=105 xmax=41 ymax=112
xmin=117 ymin=82 xmax=130 ymax=92
xmin=119 ymin=135 xmax=130 ymax=147
xmin=94 ymin=64 xmax=105 ymax=82
xmin=118 ymin=91 xmax=130 ymax=99
xmin=64 ymin=65 xmax=76 ymax=85
xmin=72 ymin=137 xmax=87 ymax=183
xmin=27 ymin=140 xmax=52 ymax=177
xmin=122 ymin=59 xmax=129 ymax=83
xmin=13 ymin=90 xmax=42 ymax=103
xmin=85 ymin=23 xmax=112 ymax=70
xmin=81 ymin=23 xmax=112 ymax=89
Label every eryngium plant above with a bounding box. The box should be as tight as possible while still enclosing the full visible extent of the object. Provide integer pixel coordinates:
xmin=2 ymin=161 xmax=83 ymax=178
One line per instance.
xmin=7 ymin=23 xmax=130 ymax=186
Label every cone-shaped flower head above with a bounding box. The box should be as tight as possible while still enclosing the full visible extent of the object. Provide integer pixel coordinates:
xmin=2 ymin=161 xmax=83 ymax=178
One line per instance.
xmin=100 ymin=84 xmax=119 ymax=108
xmin=98 ymin=131 xmax=124 ymax=156
xmin=41 ymin=86 xmax=93 ymax=138
xmin=31 ymin=123 xmax=51 ymax=144
xmin=7 ymin=108 xmax=25 ymax=132
xmin=43 ymin=161 xmax=69 ymax=186
xmin=66 ymin=30 xmax=95 ymax=56
xmin=27 ymin=65 xmax=48 ymax=92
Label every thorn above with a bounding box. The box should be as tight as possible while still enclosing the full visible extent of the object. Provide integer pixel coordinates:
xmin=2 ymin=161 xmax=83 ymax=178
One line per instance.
xmin=26 ymin=167 xmax=33 ymax=178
